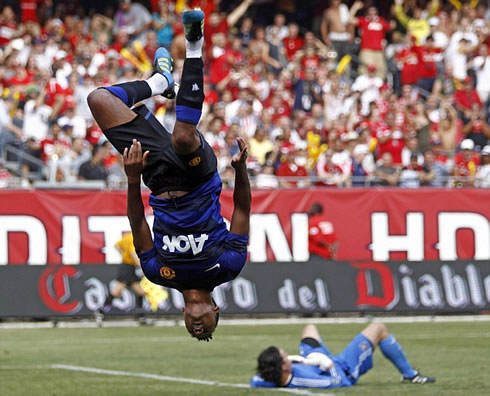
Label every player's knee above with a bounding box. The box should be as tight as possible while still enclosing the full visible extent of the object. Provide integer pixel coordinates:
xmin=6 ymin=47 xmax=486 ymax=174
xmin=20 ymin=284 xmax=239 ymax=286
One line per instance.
xmin=372 ymin=322 xmax=389 ymax=338
xmin=87 ymin=88 xmax=110 ymax=111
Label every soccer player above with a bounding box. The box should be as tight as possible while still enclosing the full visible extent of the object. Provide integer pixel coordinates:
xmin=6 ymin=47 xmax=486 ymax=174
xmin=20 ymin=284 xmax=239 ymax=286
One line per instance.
xmin=251 ymin=323 xmax=435 ymax=389
xmin=87 ymin=10 xmax=251 ymax=341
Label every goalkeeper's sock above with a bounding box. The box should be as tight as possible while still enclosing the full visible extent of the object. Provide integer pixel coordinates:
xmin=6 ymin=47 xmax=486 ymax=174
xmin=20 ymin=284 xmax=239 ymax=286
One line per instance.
xmin=379 ymin=335 xmax=416 ymax=378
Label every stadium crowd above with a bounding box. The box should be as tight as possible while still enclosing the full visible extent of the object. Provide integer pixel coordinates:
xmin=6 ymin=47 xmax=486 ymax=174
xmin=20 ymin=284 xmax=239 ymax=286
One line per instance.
xmin=1 ymin=0 xmax=490 ymax=189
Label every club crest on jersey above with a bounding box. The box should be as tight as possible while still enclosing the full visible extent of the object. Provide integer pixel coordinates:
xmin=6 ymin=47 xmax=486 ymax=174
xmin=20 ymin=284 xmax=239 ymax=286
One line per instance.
xmin=189 ymin=156 xmax=201 ymax=166
xmin=160 ymin=266 xmax=176 ymax=280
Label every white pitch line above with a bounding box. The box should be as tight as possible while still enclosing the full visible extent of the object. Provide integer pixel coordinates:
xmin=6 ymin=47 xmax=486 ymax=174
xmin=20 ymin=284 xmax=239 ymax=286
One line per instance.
xmin=51 ymin=364 xmax=333 ymax=396
xmin=2 ymin=315 xmax=490 ymax=330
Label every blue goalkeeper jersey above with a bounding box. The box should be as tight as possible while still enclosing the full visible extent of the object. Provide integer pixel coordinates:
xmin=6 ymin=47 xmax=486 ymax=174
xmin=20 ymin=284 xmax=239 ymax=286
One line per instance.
xmin=250 ymin=362 xmax=350 ymax=389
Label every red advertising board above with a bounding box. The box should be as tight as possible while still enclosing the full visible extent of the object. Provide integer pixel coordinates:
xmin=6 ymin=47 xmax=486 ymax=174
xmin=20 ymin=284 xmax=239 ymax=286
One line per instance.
xmin=1 ymin=188 xmax=490 ymax=265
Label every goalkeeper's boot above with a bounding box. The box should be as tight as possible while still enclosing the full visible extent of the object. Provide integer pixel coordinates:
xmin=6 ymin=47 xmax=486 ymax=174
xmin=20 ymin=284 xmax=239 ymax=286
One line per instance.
xmin=401 ymin=370 xmax=435 ymax=384
xmin=183 ymin=9 xmax=205 ymax=42
xmin=153 ymin=47 xmax=175 ymax=99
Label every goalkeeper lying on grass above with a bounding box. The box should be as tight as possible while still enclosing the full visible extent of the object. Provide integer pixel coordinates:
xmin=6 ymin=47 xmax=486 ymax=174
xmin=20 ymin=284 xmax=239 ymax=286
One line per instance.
xmin=251 ymin=323 xmax=435 ymax=389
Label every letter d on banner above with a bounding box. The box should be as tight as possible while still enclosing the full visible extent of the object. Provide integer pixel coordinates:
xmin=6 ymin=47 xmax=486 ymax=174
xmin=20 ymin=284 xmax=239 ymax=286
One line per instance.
xmin=352 ymin=262 xmax=398 ymax=309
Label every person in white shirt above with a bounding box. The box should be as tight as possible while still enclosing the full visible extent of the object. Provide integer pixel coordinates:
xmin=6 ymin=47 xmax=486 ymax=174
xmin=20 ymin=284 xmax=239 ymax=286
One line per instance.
xmin=351 ymin=65 xmax=383 ymax=115
xmin=476 ymin=145 xmax=490 ymax=188
xmin=22 ymin=86 xmax=52 ymax=142
xmin=471 ymin=45 xmax=490 ymax=103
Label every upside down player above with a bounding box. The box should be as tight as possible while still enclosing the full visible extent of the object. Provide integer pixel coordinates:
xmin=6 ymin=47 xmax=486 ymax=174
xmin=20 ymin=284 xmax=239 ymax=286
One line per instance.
xmin=251 ymin=323 xmax=435 ymax=389
xmin=87 ymin=10 xmax=251 ymax=341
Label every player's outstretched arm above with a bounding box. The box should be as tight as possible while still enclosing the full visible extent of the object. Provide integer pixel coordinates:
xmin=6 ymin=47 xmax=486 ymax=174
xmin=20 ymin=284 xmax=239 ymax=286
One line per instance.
xmin=123 ymin=140 xmax=154 ymax=253
xmin=230 ymin=137 xmax=251 ymax=236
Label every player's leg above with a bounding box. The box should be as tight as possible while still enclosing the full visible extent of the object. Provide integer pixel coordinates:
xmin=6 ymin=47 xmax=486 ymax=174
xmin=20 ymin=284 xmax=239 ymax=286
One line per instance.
xmin=364 ymin=322 xmax=435 ymax=383
xmin=301 ymin=324 xmax=322 ymax=342
xmin=171 ymin=9 xmax=205 ymax=154
xmin=298 ymin=324 xmax=332 ymax=357
xmin=87 ymin=69 xmax=173 ymax=131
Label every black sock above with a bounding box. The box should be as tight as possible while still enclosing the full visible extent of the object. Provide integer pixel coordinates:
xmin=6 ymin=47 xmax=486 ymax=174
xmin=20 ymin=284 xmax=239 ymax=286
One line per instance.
xmin=176 ymin=58 xmax=204 ymax=125
xmin=102 ymin=81 xmax=152 ymax=107
xmin=104 ymin=294 xmax=114 ymax=306
xmin=136 ymin=295 xmax=144 ymax=309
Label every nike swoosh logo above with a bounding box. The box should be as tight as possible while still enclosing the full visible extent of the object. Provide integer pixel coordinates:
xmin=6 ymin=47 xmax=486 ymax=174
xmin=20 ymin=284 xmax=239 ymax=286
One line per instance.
xmin=205 ymin=263 xmax=220 ymax=272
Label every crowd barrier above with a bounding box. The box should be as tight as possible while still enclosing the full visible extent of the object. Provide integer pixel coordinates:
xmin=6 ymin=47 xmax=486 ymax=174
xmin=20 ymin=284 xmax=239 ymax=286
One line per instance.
xmin=1 ymin=258 xmax=489 ymax=318
xmin=1 ymin=188 xmax=490 ymax=264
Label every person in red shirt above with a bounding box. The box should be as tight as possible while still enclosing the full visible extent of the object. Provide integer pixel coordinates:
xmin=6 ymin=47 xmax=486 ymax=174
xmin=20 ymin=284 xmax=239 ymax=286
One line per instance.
xmin=276 ymin=147 xmax=309 ymax=187
xmin=315 ymin=149 xmax=347 ymax=186
xmin=0 ymin=6 xmax=17 ymax=47
xmin=204 ymin=0 xmax=253 ymax=58
xmin=415 ymin=35 xmax=439 ymax=93
xmin=396 ymin=44 xmax=419 ymax=86
xmin=350 ymin=1 xmax=392 ymax=79
xmin=282 ymin=22 xmax=304 ymax=61
xmin=376 ymin=112 xmax=405 ymax=165
xmin=454 ymin=77 xmax=483 ymax=113
xmin=308 ymin=203 xmax=338 ymax=260
xmin=453 ymin=138 xmax=480 ymax=186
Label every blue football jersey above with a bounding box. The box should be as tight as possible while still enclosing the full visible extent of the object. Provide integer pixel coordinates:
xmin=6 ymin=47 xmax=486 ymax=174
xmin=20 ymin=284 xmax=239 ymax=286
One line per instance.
xmin=149 ymin=171 xmax=228 ymax=265
xmin=139 ymin=171 xmax=249 ymax=291
xmin=250 ymin=362 xmax=351 ymax=389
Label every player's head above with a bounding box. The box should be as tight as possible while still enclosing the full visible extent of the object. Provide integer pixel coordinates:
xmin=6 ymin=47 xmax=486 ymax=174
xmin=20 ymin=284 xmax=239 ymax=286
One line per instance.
xmin=257 ymin=346 xmax=291 ymax=386
xmin=183 ymin=297 xmax=220 ymax=342
xmin=308 ymin=203 xmax=323 ymax=217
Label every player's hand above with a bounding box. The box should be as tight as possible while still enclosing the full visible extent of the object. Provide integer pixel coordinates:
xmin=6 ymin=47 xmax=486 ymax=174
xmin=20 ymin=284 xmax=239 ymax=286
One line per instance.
xmin=304 ymin=352 xmax=334 ymax=371
xmin=123 ymin=139 xmax=149 ymax=183
xmin=231 ymin=137 xmax=248 ymax=170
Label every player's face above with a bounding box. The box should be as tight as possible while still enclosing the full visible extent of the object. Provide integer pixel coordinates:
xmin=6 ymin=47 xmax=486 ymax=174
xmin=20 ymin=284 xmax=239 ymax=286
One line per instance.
xmin=183 ymin=302 xmax=219 ymax=339
xmin=279 ymin=349 xmax=292 ymax=373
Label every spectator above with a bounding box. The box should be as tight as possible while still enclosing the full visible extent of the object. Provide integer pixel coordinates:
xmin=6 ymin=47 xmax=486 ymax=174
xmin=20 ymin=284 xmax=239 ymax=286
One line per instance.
xmin=78 ymin=143 xmax=110 ymax=181
xmin=0 ymin=96 xmax=23 ymax=155
xmin=294 ymin=67 xmax=322 ymax=112
xmin=476 ymin=145 xmax=490 ymax=187
xmin=349 ymin=1 xmax=392 ymax=79
xmin=283 ymin=22 xmax=304 ymax=61
xmin=249 ymin=127 xmax=274 ymax=166
xmin=320 ymin=0 xmax=354 ymax=60
xmin=374 ymin=152 xmax=400 ymax=186
xmin=255 ymin=163 xmax=279 ymax=189
xmin=113 ymin=0 xmax=152 ymax=44
xmin=276 ymin=147 xmax=309 ymax=188
xmin=421 ymin=149 xmax=448 ymax=187
xmin=455 ymin=77 xmax=483 ymax=113
xmin=393 ymin=0 xmax=439 ymax=44
xmin=400 ymin=153 xmax=424 ymax=188
xmin=351 ymin=64 xmax=383 ymax=114
xmin=462 ymin=106 xmax=490 ymax=151
xmin=307 ymin=203 xmax=338 ymax=260
xmin=471 ymin=44 xmax=490 ymax=103
xmin=152 ymin=1 xmax=174 ymax=50
xmin=316 ymin=149 xmax=347 ymax=187
xmin=350 ymin=143 xmax=372 ymax=186
xmin=416 ymin=35 xmax=439 ymax=93
xmin=452 ymin=139 xmax=480 ymax=187
xmin=266 ymin=14 xmax=288 ymax=42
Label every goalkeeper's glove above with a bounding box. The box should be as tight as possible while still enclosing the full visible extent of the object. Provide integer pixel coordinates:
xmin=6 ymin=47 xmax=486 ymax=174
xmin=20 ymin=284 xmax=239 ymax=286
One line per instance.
xmin=287 ymin=355 xmax=306 ymax=363
xmin=304 ymin=352 xmax=334 ymax=371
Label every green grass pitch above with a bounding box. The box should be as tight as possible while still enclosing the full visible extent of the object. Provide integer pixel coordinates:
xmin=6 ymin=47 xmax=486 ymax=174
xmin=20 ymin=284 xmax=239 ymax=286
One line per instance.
xmin=1 ymin=321 xmax=489 ymax=395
